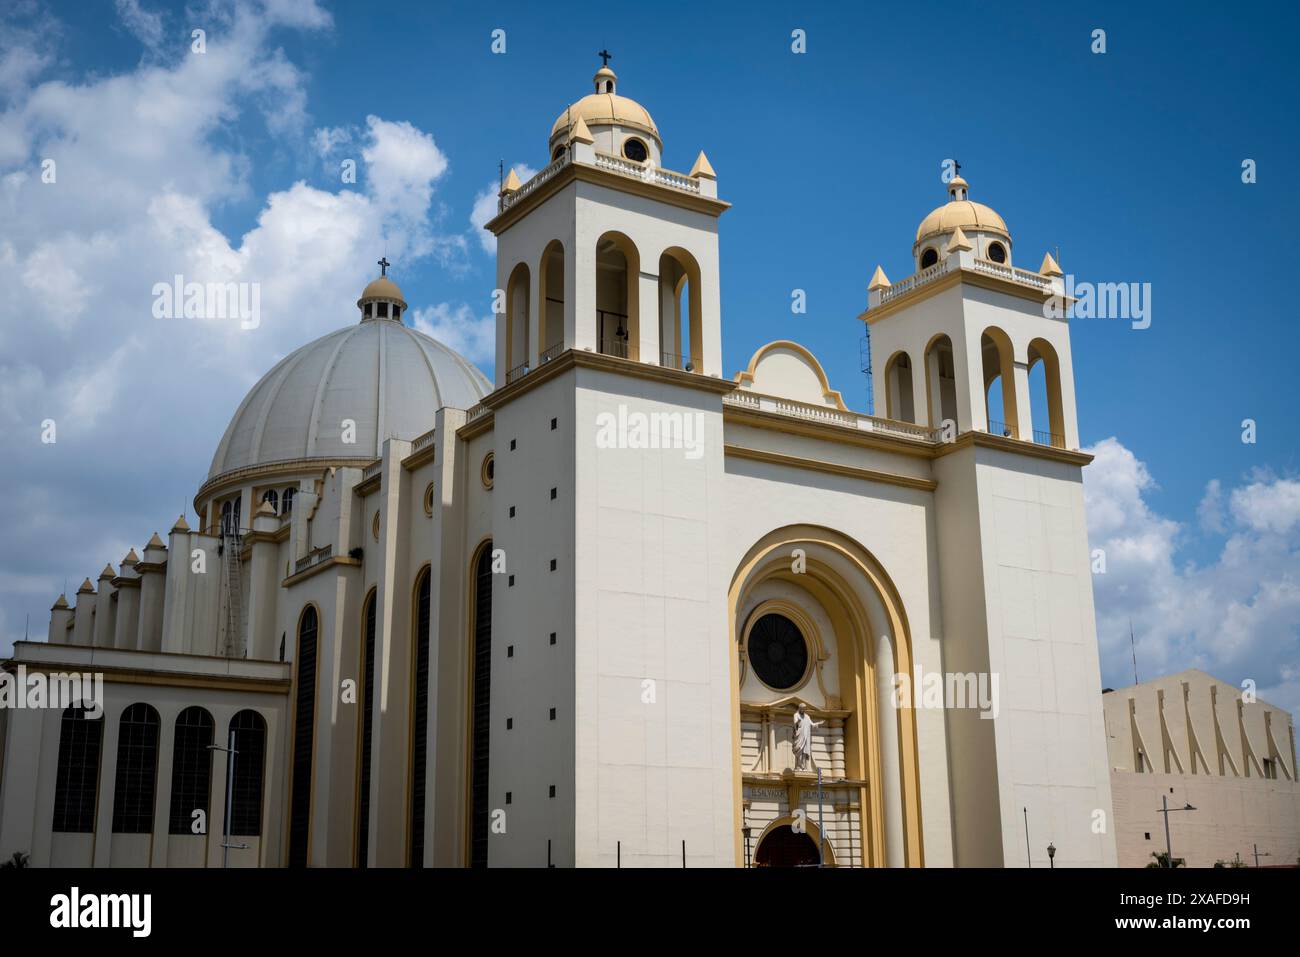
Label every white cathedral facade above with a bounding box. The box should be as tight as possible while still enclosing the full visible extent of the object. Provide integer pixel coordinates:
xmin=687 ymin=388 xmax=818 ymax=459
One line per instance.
xmin=0 ymin=61 xmax=1117 ymax=868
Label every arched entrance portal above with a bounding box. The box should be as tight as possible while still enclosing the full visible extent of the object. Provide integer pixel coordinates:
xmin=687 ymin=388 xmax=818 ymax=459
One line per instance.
xmin=729 ymin=525 xmax=924 ymax=868
xmin=754 ymin=824 xmax=821 ymax=867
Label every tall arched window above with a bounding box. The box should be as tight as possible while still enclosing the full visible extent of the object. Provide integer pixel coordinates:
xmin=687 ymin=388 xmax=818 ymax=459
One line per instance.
xmin=408 ymin=568 xmax=431 ymax=867
xmin=288 ymin=606 xmax=318 ymax=867
xmin=168 ymin=706 xmax=214 ymax=835
xmin=229 ymin=710 xmax=267 ymax=836
xmin=356 ymin=589 xmax=377 ymax=867
xmin=220 ymin=500 xmax=233 ymax=535
xmin=469 ymin=543 xmax=494 ymax=868
xmin=112 ymin=703 xmax=161 ymax=833
xmin=52 ymin=706 xmax=104 ymax=833
xmin=260 ymin=489 xmax=279 ymax=514
xmin=282 ymin=487 xmax=295 ymax=515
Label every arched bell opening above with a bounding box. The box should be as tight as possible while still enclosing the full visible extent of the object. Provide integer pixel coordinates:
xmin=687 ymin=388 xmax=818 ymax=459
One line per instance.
xmin=980 ymin=327 xmax=1018 ymax=438
xmin=883 ymin=351 xmax=916 ymax=423
xmin=1028 ymin=337 xmax=1065 ymax=448
xmin=537 ymin=240 xmax=565 ymax=362
xmin=923 ymin=334 xmax=957 ymax=430
xmin=658 ymin=247 xmax=702 ymax=372
xmin=595 ymin=232 xmax=639 ymax=361
xmin=504 ymin=262 xmax=531 ymax=383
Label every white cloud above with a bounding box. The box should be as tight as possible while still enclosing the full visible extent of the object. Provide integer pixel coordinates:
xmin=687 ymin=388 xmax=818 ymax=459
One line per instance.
xmin=1197 ymin=479 xmax=1225 ymax=534
xmin=1229 ymin=474 xmax=1300 ymax=535
xmin=0 ymin=0 xmax=481 ymax=657
xmin=1086 ymin=438 xmax=1300 ymax=714
xmin=114 ymin=0 xmax=166 ymax=52
xmin=412 ymin=303 xmax=495 ymax=366
xmin=0 ymin=2 xmax=58 ymax=101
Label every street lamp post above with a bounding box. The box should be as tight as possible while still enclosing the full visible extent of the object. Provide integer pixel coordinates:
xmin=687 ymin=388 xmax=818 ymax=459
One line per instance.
xmin=1157 ymin=794 xmax=1196 ymax=867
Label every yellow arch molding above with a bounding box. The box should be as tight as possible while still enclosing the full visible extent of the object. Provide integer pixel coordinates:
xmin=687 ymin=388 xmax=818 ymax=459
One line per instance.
xmin=734 ymin=340 xmax=848 ymax=410
xmin=728 ymin=524 xmax=924 ymax=868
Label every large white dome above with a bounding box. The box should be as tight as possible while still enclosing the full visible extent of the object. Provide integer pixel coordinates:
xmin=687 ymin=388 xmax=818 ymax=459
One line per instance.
xmin=208 ymin=317 xmax=491 ymax=481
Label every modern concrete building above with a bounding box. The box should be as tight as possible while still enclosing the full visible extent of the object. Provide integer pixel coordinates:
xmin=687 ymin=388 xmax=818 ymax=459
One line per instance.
xmin=0 ymin=60 xmax=1115 ymax=867
xmin=1105 ymin=670 xmax=1300 ymax=867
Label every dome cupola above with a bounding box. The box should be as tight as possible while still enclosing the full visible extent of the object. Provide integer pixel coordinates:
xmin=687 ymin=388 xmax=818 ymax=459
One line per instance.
xmin=357 ymin=257 xmax=408 ymax=321
xmin=913 ymin=171 xmax=1012 ymax=271
xmin=206 ymin=258 xmax=491 ymax=484
xmin=549 ymin=54 xmax=662 ymax=166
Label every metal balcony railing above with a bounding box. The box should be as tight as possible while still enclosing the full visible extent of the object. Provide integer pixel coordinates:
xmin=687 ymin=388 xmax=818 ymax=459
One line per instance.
xmin=1033 ymin=428 xmax=1065 ymax=449
xmin=661 ymin=351 xmax=696 ymax=372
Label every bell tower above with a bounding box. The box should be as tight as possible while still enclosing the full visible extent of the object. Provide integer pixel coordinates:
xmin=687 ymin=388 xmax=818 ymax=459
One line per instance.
xmin=862 ymin=173 xmax=1078 ymax=450
xmin=474 ymin=59 xmax=740 ymax=868
xmin=859 ymin=174 xmax=1116 ymax=867
xmin=484 ymin=58 xmax=729 ymax=387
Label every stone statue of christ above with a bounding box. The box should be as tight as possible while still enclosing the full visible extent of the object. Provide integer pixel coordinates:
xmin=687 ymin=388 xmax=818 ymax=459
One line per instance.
xmin=792 ymin=704 xmax=822 ymax=771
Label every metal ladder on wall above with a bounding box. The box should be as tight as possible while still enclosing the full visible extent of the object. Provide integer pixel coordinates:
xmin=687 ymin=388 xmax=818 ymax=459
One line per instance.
xmin=222 ymin=529 xmax=245 ymax=658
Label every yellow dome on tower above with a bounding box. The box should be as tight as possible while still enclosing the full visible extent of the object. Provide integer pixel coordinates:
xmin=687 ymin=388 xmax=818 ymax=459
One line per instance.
xmin=549 ymin=63 xmax=661 ymax=152
xmin=914 ymin=175 xmax=1009 ymax=246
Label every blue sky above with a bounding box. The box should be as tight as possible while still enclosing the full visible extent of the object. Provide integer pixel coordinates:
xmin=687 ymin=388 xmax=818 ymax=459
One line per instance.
xmin=2 ymin=0 xmax=1297 ymax=709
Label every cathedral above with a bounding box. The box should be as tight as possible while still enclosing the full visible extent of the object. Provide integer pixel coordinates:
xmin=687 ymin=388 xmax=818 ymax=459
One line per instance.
xmin=0 ymin=60 xmax=1116 ymax=868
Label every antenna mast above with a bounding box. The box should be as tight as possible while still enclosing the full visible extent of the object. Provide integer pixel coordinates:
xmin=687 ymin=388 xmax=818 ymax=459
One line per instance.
xmin=1130 ymin=619 xmax=1139 ymax=685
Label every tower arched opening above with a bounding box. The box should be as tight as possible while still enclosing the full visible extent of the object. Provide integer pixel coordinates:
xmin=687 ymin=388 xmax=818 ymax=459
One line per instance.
xmin=595 ymin=232 xmax=639 ymax=360
xmin=658 ymin=247 xmax=702 ymax=371
xmin=1028 ymin=338 xmax=1065 ymax=448
xmin=883 ymin=351 xmax=915 ymax=423
xmin=538 ymin=240 xmax=565 ymax=362
xmin=980 ymin=327 xmax=1019 ymax=438
xmin=505 ymin=261 xmax=531 ymax=383
xmin=923 ymin=335 xmax=957 ymax=429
